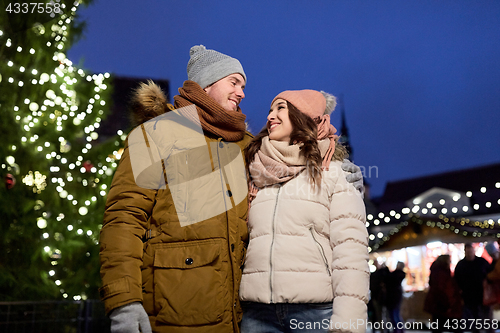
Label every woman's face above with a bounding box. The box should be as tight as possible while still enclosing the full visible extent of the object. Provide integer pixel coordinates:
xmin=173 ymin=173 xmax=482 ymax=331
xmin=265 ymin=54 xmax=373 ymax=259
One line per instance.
xmin=267 ymin=98 xmax=293 ymax=142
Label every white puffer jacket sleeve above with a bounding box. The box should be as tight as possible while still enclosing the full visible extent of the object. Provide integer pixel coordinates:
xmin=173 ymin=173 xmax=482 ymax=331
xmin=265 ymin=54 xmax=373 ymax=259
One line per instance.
xmin=326 ymin=161 xmax=369 ymax=333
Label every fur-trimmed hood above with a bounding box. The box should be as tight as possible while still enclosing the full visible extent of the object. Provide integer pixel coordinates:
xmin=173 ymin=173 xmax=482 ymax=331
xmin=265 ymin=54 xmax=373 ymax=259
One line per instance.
xmin=129 ymin=80 xmax=175 ymax=127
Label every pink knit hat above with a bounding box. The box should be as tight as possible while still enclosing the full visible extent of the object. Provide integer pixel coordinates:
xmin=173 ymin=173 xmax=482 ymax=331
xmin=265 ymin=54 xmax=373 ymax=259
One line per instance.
xmin=271 ymin=89 xmax=339 ymax=170
xmin=272 ymin=90 xmax=326 ymax=119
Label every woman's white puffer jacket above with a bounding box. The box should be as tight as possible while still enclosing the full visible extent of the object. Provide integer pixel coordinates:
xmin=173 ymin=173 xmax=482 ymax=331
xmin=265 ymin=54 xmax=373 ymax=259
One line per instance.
xmin=240 ymin=160 xmax=369 ymax=333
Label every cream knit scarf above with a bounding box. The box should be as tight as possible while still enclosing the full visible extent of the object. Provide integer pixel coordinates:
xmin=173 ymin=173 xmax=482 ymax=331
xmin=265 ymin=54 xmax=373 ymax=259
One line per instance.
xmin=249 ymin=137 xmax=307 ymax=189
xmin=248 ymin=137 xmax=331 ymax=203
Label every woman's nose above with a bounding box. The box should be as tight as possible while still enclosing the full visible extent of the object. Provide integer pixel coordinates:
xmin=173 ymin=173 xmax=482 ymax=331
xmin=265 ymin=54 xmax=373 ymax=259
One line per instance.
xmin=267 ymin=111 xmax=275 ymax=121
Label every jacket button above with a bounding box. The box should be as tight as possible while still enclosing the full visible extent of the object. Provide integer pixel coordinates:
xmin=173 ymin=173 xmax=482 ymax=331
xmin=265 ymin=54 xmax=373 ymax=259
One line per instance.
xmin=185 ymin=258 xmax=193 ymax=265
xmin=219 ymin=142 xmax=224 ymax=148
xmin=226 ymin=190 xmax=232 ymax=197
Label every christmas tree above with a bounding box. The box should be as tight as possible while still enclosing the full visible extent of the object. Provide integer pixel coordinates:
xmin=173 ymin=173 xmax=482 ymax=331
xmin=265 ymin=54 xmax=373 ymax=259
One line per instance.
xmin=0 ymin=0 xmax=122 ymax=301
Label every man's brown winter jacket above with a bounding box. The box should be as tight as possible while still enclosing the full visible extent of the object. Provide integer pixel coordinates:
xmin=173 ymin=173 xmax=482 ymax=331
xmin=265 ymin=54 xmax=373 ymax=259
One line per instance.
xmin=99 ymin=82 xmax=252 ymax=333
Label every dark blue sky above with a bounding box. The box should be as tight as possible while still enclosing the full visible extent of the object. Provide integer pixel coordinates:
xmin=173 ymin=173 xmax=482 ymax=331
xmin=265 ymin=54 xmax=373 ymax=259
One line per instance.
xmin=67 ymin=0 xmax=500 ymax=198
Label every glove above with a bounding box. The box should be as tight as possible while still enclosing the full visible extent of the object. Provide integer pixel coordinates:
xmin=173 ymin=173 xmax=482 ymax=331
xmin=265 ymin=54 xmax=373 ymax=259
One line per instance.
xmin=341 ymin=159 xmax=364 ymax=195
xmin=109 ymin=302 xmax=152 ymax=333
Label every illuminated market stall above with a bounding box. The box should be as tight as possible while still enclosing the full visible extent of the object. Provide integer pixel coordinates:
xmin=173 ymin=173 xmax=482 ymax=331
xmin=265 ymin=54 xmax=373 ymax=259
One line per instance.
xmin=365 ymin=163 xmax=500 ymax=324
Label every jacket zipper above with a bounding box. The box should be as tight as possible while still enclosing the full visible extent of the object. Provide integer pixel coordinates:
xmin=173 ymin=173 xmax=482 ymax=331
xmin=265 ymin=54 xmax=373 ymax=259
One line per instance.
xmin=309 ymin=227 xmax=331 ymax=276
xmin=270 ymin=186 xmax=281 ymax=303
xmin=216 ymin=140 xmax=238 ymax=319
xmin=184 ymin=155 xmax=188 ymax=212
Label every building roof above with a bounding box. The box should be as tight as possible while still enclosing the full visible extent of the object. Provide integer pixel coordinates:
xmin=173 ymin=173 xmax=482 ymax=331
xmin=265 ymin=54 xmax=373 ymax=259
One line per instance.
xmin=372 ymin=215 xmax=500 ymax=252
xmin=378 ymin=163 xmax=500 ymax=216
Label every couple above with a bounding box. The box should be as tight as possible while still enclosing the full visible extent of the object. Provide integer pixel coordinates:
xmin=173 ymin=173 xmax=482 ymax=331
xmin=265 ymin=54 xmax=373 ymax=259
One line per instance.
xmin=99 ymin=45 xmax=369 ymax=333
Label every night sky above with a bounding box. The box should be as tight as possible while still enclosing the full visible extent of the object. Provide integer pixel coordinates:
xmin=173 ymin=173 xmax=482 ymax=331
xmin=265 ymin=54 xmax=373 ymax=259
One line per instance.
xmin=67 ymin=0 xmax=500 ymax=198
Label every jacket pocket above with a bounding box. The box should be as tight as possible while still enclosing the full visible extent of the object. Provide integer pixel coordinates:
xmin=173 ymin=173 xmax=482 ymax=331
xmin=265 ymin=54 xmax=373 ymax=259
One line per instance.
xmin=152 ymin=239 xmax=225 ymax=326
xmin=166 ymin=153 xmax=190 ymax=215
xmin=309 ymin=227 xmax=331 ymax=276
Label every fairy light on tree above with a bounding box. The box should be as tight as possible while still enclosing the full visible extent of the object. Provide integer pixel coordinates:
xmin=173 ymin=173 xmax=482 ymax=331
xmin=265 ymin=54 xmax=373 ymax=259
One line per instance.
xmin=0 ymin=0 xmax=122 ymax=300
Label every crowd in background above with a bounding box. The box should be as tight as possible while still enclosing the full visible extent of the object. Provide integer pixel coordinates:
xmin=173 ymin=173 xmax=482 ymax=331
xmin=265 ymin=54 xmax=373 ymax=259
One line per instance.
xmin=369 ymin=242 xmax=500 ymax=333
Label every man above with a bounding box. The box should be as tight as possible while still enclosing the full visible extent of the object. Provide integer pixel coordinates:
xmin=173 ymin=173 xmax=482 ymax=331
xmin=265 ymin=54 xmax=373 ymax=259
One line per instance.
xmin=454 ymin=243 xmax=492 ymax=333
xmin=99 ymin=45 xmax=364 ymax=333
xmin=385 ymin=261 xmax=406 ymax=333
xmin=369 ymin=261 xmax=389 ymax=331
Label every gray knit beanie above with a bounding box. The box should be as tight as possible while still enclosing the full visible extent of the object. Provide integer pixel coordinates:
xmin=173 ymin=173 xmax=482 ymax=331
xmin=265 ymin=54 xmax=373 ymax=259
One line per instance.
xmin=187 ymin=45 xmax=247 ymax=89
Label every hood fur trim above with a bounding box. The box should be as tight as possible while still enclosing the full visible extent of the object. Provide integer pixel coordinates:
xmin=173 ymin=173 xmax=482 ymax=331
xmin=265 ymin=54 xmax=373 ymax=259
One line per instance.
xmin=129 ymin=80 xmax=175 ymax=126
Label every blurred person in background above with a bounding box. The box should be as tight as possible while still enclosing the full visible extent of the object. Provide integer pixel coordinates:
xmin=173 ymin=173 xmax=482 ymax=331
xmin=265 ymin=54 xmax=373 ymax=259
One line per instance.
xmin=454 ymin=243 xmax=491 ymax=333
xmin=424 ymin=254 xmax=462 ymax=333
xmin=385 ymin=261 xmax=406 ymax=333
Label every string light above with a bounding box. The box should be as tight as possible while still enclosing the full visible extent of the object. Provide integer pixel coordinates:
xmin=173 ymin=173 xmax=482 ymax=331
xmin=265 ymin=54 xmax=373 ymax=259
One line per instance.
xmin=370 ymin=182 xmax=500 ymax=251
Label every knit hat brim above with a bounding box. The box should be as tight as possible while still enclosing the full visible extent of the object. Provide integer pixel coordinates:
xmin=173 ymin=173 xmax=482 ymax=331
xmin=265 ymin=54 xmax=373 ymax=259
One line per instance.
xmin=272 ymin=90 xmax=326 ymax=119
xmin=194 ymin=57 xmax=246 ymax=89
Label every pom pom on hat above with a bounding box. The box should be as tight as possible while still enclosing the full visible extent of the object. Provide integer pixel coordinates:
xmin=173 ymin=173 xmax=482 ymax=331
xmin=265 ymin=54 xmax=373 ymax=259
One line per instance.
xmin=187 ymin=45 xmax=247 ymax=89
xmin=321 ymin=91 xmax=337 ymax=115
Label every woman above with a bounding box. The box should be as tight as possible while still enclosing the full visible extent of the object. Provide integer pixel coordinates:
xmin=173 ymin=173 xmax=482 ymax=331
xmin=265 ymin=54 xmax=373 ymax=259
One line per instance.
xmin=239 ymin=89 xmax=369 ymax=333
xmin=423 ymin=254 xmax=462 ymax=333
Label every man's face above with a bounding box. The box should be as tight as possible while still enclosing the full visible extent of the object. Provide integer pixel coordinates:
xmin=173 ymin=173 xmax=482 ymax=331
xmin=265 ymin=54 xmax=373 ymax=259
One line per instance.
xmin=465 ymin=246 xmax=475 ymax=260
xmin=204 ymin=74 xmax=245 ymax=112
